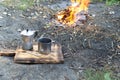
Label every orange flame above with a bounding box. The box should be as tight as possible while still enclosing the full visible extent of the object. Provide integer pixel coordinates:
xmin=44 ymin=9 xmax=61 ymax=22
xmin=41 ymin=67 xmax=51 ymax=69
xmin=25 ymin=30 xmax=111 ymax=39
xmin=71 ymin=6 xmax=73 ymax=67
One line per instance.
xmin=57 ymin=0 xmax=90 ymax=26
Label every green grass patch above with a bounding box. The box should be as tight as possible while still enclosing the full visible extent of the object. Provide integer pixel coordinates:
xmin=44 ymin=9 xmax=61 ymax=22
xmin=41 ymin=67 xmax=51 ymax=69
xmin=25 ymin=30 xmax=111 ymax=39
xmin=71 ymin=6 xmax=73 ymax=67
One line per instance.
xmin=91 ymin=0 xmax=120 ymax=5
xmin=84 ymin=68 xmax=118 ymax=80
xmin=106 ymin=0 xmax=120 ymax=5
xmin=0 ymin=0 xmax=34 ymax=10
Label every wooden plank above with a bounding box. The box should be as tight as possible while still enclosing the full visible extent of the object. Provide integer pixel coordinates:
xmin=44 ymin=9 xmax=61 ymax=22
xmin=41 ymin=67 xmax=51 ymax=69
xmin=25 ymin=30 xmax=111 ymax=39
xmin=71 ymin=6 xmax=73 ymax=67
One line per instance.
xmin=0 ymin=49 xmax=15 ymax=56
xmin=14 ymin=42 xmax=64 ymax=64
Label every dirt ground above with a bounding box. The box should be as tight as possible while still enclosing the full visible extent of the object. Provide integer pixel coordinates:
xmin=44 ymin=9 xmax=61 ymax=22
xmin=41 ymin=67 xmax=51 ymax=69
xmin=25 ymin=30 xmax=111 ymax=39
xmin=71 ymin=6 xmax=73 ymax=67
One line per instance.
xmin=0 ymin=0 xmax=120 ymax=80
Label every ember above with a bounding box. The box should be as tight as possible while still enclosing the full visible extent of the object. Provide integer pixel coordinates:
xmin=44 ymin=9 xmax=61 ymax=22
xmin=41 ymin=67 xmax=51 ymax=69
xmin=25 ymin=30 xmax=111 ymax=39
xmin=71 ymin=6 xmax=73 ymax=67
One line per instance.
xmin=55 ymin=0 xmax=90 ymax=26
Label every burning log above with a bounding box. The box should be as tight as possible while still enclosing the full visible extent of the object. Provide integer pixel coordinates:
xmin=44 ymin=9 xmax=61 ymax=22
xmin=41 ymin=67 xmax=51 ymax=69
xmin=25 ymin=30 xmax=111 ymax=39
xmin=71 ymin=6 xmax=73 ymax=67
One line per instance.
xmin=54 ymin=0 xmax=90 ymax=26
xmin=55 ymin=9 xmax=88 ymax=26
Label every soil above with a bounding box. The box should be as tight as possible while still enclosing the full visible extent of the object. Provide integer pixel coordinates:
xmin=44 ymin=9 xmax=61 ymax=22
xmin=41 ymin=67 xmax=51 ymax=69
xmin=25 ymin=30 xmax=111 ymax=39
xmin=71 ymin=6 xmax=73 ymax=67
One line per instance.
xmin=0 ymin=0 xmax=120 ymax=80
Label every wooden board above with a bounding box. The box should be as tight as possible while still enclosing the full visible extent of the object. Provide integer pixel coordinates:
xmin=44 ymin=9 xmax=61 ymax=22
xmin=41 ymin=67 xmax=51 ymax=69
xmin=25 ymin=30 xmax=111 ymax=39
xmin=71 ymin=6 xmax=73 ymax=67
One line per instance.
xmin=0 ymin=49 xmax=15 ymax=56
xmin=14 ymin=42 xmax=64 ymax=64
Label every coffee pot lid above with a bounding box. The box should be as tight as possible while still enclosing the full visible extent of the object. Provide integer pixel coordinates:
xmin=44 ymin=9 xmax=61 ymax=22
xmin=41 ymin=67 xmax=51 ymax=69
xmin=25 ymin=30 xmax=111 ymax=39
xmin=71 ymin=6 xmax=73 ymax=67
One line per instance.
xmin=20 ymin=29 xmax=35 ymax=36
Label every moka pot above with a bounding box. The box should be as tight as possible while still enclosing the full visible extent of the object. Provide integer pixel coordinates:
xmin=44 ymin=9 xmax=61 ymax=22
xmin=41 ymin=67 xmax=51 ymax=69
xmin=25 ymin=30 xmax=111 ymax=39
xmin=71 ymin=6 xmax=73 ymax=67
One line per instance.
xmin=20 ymin=29 xmax=35 ymax=50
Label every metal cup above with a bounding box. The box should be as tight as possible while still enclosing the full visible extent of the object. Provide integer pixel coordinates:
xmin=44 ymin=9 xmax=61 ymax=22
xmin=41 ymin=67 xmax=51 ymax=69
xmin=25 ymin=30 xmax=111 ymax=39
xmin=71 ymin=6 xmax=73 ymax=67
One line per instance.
xmin=38 ymin=37 xmax=52 ymax=54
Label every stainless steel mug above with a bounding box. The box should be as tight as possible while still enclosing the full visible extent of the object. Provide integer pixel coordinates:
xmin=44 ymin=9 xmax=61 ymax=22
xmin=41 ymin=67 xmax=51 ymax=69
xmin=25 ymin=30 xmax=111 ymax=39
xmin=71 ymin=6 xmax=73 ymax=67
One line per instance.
xmin=38 ymin=37 xmax=52 ymax=54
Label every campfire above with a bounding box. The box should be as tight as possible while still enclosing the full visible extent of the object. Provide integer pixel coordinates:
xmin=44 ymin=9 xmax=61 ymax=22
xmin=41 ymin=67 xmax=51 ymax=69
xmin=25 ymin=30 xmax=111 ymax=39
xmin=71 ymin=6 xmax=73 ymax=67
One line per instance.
xmin=55 ymin=0 xmax=90 ymax=26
